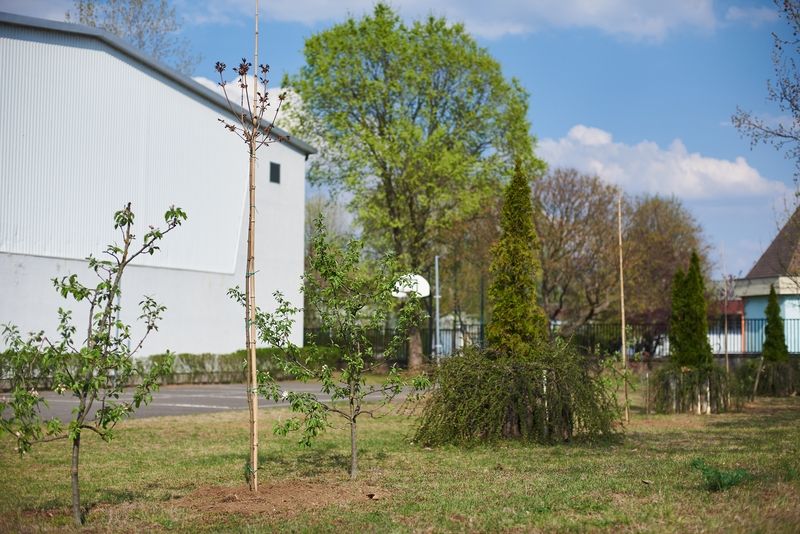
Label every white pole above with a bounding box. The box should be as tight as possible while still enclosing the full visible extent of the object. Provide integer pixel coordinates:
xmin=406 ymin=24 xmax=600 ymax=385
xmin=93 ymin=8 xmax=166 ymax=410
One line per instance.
xmin=435 ymin=255 xmax=441 ymax=365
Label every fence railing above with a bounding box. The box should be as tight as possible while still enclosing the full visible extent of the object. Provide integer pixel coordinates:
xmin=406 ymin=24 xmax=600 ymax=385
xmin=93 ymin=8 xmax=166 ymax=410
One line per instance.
xmin=305 ymin=318 xmax=800 ymax=359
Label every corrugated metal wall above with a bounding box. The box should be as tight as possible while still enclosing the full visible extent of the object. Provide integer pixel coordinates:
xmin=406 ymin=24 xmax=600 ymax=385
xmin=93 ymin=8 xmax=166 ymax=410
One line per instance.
xmin=0 ymin=24 xmax=252 ymax=274
xmin=0 ymin=22 xmax=307 ymax=353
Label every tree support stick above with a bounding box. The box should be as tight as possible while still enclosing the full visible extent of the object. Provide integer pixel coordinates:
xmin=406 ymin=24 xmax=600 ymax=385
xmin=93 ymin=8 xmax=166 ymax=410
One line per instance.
xmin=245 ymin=0 xmax=261 ymax=493
xmin=617 ymin=195 xmax=629 ymax=423
xmin=71 ymin=435 xmax=82 ymax=525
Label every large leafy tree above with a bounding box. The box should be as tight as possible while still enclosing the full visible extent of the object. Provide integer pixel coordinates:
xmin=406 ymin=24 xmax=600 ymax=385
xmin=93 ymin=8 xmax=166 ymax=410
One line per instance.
xmin=533 ymin=168 xmax=620 ymax=329
xmin=67 ymin=0 xmax=199 ymax=75
xmin=284 ymin=3 xmax=543 ymax=367
xmin=487 ymin=164 xmax=549 ymax=356
xmin=625 ymin=195 xmax=710 ymax=323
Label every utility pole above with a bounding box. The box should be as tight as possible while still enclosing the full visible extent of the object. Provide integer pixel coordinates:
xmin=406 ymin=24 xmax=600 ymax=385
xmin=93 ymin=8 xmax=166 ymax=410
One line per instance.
xmin=434 ymin=255 xmax=441 ymax=365
xmin=618 ymin=195 xmax=629 ymax=423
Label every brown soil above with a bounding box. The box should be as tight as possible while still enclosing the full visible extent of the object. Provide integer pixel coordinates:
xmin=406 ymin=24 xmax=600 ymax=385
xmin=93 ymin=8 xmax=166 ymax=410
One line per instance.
xmin=172 ymin=479 xmax=386 ymax=519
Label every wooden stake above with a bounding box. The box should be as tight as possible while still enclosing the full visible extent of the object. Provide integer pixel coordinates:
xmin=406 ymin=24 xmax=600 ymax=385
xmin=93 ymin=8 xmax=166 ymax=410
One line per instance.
xmin=618 ymin=195 xmax=629 ymax=423
xmin=246 ymin=0 xmax=260 ymax=493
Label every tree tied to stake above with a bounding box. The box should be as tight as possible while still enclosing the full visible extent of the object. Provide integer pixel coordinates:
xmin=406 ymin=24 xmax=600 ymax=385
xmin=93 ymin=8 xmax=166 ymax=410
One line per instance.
xmin=216 ymin=26 xmax=288 ymax=491
xmin=231 ymin=217 xmax=429 ymax=480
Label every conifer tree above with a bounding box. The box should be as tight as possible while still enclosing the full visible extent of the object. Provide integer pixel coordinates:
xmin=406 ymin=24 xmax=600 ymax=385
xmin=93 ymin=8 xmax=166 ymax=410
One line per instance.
xmin=669 ymin=251 xmax=712 ymax=367
xmin=487 ymin=163 xmax=548 ymax=355
xmin=669 ymin=268 xmax=688 ymax=364
xmin=763 ymin=285 xmax=789 ymax=363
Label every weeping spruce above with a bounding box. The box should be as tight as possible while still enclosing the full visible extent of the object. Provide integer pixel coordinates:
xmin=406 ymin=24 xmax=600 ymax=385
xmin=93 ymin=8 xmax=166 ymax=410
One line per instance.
xmin=415 ymin=164 xmax=618 ymax=444
xmin=653 ymin=251 xmax=736 ymax=413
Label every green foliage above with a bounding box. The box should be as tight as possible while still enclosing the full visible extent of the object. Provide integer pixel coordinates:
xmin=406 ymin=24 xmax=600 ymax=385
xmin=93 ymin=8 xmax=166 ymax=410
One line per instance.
xmin=414 ymin=342 xmax=619 ymax=446
xmin=763 ymin=285 xmax=790 ymax=363
xmin=669 ymin=251 xmax=712 ymax=368
xmin=284 ymin=3 xmax=544 ymax=271
xmin=243 ymin=217 xmax=429 ymax=479
xmin=624 ymin=195 xmax=710 ymax=324
xmin=650 ymin=363 xmax=742 ymax=414
xmin=690 ymin=458 xmax=750 ymax=492
xmin=487 ymin=163 xmax=549 ymax=356
xmin=136 ymin=346 xmax=344 ymax=383
xmin=0 ymin=204 xmax=184 ymax=524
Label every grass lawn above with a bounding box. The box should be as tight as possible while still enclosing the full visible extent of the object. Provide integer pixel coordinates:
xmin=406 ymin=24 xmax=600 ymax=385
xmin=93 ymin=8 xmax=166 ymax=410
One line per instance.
xmin=1 ymin=392 xmax=799 ymax=533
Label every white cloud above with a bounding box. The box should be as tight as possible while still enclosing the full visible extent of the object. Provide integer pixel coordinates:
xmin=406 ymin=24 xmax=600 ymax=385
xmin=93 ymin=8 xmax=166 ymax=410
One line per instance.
xmin=538 ymin=124 xmax=787 ymax=199
xmin=183 ymin=0 xmax=716 ymax=41
xmin=725 ymin=5 xmax=779 ymax=28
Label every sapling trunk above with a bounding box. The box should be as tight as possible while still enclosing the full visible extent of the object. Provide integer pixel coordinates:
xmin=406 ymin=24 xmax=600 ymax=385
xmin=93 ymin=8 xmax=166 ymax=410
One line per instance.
xmin=347 ymin=372 xmax=360 ymax=480
xmin=350 ymin=415 xmax=358 ymax=480
xmin=71 ymin=434 xmax=82 ymax=525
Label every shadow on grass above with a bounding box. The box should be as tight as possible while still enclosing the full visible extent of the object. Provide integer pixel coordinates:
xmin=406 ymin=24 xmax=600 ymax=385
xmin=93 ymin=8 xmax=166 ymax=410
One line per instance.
xmin=196 ymin=440 xmax=353 ymax=479
xmin=92 ymin=488 xmax=139 ymax=506
xmin=261 ymin=445 xmax=352 ymax=477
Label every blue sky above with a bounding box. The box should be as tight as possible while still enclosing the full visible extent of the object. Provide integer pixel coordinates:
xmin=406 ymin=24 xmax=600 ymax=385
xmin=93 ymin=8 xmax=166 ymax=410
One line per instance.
xmin=3 ymin=0 xmax=797 ymax=278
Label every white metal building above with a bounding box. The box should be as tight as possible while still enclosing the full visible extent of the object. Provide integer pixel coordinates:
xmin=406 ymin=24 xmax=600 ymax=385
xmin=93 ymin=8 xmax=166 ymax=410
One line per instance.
xmin=0 ymin=13 xmax=313 ymax=355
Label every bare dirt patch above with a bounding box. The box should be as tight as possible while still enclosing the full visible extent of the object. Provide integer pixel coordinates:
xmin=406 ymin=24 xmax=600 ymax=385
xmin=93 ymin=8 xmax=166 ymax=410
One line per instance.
xmin=172 ymin=479 xmax=386 ymax=519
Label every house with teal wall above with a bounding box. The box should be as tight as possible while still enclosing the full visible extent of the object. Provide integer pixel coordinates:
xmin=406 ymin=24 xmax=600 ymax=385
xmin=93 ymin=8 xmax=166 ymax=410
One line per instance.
xmin=734 ymin=208 xmax=800 ymax=353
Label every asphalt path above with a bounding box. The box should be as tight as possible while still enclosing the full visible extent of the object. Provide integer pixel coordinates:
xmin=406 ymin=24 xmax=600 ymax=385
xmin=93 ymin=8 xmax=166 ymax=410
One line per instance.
xmin=23 ymin=382 xmax=390 ymax=422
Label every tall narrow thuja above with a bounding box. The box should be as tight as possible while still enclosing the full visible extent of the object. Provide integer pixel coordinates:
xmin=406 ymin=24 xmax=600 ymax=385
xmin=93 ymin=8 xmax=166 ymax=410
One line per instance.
xmin=669 ymin=251 xmax=712 ymax=368
xmin=763 ymin=285 xmax=789 ymax=363
xmin=654 ymin=251 xmax=733 ymax=414
xmin=215 ymin=0 xmax=287 ymax=492
xmin=487 ymin=162 xmax=548 ymax=355
xmin=752 ymin=285 xmax=797 ymax=396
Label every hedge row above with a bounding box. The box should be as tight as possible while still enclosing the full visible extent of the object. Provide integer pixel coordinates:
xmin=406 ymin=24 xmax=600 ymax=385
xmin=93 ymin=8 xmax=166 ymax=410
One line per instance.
xmin=1 ymin=346 xmax=344 ymax=389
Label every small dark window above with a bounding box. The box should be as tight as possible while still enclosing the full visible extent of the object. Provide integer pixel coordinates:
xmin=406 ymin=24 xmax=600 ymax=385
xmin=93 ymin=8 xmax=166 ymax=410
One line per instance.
xmin=269 ymin=162 xmax=281 ymax=184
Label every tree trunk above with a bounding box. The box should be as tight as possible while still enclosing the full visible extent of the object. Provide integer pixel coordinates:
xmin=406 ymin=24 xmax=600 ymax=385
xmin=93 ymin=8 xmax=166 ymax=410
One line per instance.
xmin=350 ymin=416 xmax=358 ymax=480
xmin=408 ymin=326 xmax=424 ymax=371
xmin=71 ymin=434 xmax=82 ymax=526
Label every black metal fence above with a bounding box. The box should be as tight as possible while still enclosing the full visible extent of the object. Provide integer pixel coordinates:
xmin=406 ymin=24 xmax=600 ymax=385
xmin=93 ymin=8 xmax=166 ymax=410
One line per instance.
xmin=306 ymin=318 xmax=800 ymax=359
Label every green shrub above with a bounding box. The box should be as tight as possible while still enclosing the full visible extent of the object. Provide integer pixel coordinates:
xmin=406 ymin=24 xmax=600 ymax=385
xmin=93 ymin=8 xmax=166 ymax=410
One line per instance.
xmin=414 ymin=341 xmax=619 ymax=446
xmin=736 ymin=358 xmax=799 ymax=397
xmin=651 ymin=363 xmax=742 ymax=414
xmin=690 ymin=458 xmax=750 ymax=491
xmin=136 ymin=346 xmax=345 ymax=384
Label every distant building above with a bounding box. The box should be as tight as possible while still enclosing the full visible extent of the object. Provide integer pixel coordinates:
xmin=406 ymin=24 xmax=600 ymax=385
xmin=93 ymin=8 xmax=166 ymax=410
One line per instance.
xmin=734 ymin=207 xmax=800 ymax=353
xmin=0 ymin=13 xmax=314 ymax=355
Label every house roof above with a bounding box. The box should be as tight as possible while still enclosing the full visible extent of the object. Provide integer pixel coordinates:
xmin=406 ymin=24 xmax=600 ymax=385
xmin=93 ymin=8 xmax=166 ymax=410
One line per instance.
xmin=747 ymin=205 xmax=800 ymax=279
xmin=0 ymin=11 xmax=316 ymax=157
